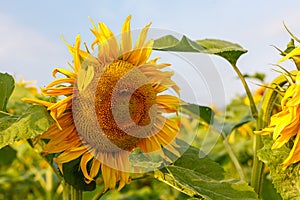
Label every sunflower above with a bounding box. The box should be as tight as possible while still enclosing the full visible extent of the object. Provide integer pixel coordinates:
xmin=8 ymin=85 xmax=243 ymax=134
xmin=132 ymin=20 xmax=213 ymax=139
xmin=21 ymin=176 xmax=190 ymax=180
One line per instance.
xmin=255 ymin=71 xmax=300 ymax=168
xmin=23 ymin=16 xmax=182 ymax=191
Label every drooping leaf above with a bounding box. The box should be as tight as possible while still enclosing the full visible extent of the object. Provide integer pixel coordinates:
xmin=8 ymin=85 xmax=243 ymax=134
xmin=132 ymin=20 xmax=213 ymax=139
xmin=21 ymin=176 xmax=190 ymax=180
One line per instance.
xmin=0 ymin=105 xmax=54 ymax=149
xmin=62 ymin=157 xmax=96 ymax=191
xmin=0 ymin=73 xmax=15 ymax=112
xmin=221 ymin=116 xmax=254 ymax=136
xmin=154 ymin=145 xmax=258 ymax=199
xmin=197 ymin=39 xmax=248 ymax=65
xmin=181 ymin=103 xmax=214 ymax=125
xmin=153 ymin=35 xmax=247 ymax=65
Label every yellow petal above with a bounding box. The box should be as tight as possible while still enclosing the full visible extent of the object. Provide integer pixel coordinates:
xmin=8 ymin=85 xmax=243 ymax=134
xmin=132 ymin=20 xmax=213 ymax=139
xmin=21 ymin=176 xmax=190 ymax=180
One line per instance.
xmin=90 ymin=158 xmax=101 ymax=179
xmin=102 ymin=163 xmax=117 ymax=191
xmin=156 ymin=95 xmax=181 ymax=113
xmin=41 ymin=87 xmax=74 ymax=96
xmin=77 ymin=67 xmax=94 ymax=92
xmin=134 ymin=22 xmax=152 ymax=50
xmin=283 ymin=132 xmax=300 ymax=169
xmin=98 ymin=22 xmax=119 ymax=59
xmin=120 ymin=15 xmax=132 ymax=58
xmin=73 ymin=35 xmax=82 ymax=73
xmin=278 ymin=46 xmax=300 ymax=63
xmin=61 ymin=35 xmax=90 ymax=62
xmin=52 ymin=68 xmax=76 ymax=78
xmin=46 ymin=78 xmax=75 ymax=88
xmin=54 ymin=146 xmax=87 ymax=164
xmin=127 ymin=40 xmax=153 ymax=66
xmin=44 ymin=138 xmax=81 ymax=154
xmin=22 ymin=98 xmax=53 ymax=107
xmin=80 ymin=153 xmax=94 ymax=182
xmin=47 ymin=95 xmax=73 ymax=111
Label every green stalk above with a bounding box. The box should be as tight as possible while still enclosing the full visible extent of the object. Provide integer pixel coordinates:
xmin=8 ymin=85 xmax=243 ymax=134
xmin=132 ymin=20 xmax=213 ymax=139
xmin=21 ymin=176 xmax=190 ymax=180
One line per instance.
xmin=63 ymin=181 xmax=82 ymax=200
xmin=231 ymin=64 xmax=258 ymax=120
xmin=210 ymin=126 xmax=246 ymax=182
xmin=92 ymin=191 xmax=106 ymax=200
xmin=230 ymin=64 xmax=263 ymax=194
xmin=250 ymin=73 xmax=291 ymax=197
xmin=222 ymin=134 xmax=246 ymax=182
xmin=250 ymin=133 xmax=264 ymax=196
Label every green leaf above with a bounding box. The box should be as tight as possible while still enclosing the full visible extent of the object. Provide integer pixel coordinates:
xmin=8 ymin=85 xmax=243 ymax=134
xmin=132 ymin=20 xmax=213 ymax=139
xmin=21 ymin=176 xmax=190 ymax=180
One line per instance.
xmin=221 ymin=116 xmax=254 ymax=136
xmin=0 ymin=73 xmax=15 ymax=112
xmin=257 ymin=135 xmax=300 ymax=199
xmin=154 ymin=146 xmax=258 ymax=199
xmin=173 ymin=146 xmax=224 ymax=180
xmin=197 ymin=39 xmax=248 ymax=65
xmin=0 ymin=114 xmax=18 ymax=131
xmin=0 ymin=145 xmax=17 ymax=166
xmin=7 ymin=83 xmax=38 ymax=115
xmin=166 ymin=166 xmax=257 ymax=200
xmin=261 ymin=174 xmax=282 ymax=200
xmin=129 ymin=148 xmax=163 ymax=170
xmin=63 ymin=157 xmax=96 ymax=191
xmin=153 ymin=35 xmax=247 ymax=65
xmin=243 ymin=72 xmax=266 ymax=82
xmin=0 ymin=105 xmax=54 ymax=149
xmin=181 ymin=103 xmax=214 ymax=124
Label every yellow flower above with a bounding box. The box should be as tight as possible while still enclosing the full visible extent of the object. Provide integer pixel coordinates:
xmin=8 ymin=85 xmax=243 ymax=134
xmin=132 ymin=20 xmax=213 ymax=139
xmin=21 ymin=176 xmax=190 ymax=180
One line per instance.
xmin=256 ymin=71 xmax=300 ymax=168
xmin=243 ymin=86 xmax=265 ymax=106
xmin=23 ymin=16 xmax=181 ymax=191
xmin=278 ymin=46 xmax=300 ymax=68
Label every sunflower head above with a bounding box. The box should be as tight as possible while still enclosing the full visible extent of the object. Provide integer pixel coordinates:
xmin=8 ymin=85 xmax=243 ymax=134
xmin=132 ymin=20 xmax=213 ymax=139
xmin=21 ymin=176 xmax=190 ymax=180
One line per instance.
xmin=255 ymin=71 xmax=300 ymax=169
xmin=24 ymin=16 xmax=184 ymax=190
xmin=94 ymin=60 xmax=157 ymax=149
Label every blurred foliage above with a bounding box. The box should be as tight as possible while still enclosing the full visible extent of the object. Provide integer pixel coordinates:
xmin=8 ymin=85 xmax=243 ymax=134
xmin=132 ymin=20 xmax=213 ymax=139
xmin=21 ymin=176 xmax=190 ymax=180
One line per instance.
xmin=0 ymin=141 xmax=62 ymax=200
xmin=0 ymin=77 xmax=61 ymax=200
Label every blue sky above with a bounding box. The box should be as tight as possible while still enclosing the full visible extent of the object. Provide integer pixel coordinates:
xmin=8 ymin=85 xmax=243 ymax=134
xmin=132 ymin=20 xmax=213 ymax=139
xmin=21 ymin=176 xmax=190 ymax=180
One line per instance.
xmin=1 ymin=0 xmax=299 ymax=107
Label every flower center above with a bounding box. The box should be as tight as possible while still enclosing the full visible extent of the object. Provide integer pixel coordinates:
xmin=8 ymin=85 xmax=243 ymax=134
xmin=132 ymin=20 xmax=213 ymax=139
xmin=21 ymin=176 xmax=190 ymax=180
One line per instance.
xmin=94 ymin=60 xmax=157 ymax=151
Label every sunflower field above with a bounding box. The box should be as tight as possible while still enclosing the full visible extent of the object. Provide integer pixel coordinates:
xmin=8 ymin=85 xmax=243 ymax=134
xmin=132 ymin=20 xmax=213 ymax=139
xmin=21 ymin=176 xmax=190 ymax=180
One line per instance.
xmin=1 ymin=13 xmax=300 ymax=200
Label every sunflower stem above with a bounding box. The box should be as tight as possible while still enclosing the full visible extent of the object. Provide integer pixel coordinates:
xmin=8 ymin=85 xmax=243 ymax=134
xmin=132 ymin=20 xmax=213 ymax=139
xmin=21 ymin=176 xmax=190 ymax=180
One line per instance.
xmin=229 ymin=64 xmax=263 ymax=195
xmin=250 ymin=134 xmax=264 ymax=196
xmin=250 ymin=72 xmax=292 ymax=198
xmin=63 ymin=181 xmax=82 ymax=200
xmin=230 ymin=64 xmax=258 ymax=120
